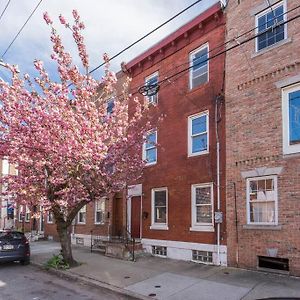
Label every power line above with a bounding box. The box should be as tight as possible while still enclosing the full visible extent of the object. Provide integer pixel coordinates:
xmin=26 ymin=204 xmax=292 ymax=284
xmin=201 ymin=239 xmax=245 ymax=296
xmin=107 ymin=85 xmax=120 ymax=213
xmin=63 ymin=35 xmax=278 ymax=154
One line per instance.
xmin=1 ymin=0 xmax=44 ymax=58
xmin=89 ymin=0 xmax=205 ymax=74
xmin=0 ymin=0 xmax=11 ymax=24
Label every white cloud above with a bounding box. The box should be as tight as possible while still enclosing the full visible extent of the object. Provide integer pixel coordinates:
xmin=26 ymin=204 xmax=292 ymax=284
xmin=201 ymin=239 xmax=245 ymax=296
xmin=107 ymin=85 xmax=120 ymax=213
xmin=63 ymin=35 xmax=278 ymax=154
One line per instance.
xmin=0 ymin=0 xmax=219 ymax=79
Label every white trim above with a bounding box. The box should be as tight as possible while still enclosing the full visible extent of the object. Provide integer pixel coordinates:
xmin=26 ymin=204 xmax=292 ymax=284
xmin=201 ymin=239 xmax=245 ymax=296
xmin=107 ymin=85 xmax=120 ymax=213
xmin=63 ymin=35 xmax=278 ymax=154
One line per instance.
xmin=189 ymin=43 xmax=209 ymax=90
xmin=127 ymin=196 xmax=132 ymax=233
xmin=142 ymin=238 xmax=227 ymax=266
xmin=190 ymin=183 xmax=214 ymax=232
xmin=282 ymin=83 xmax=300 ymax=154
xmin=18 ymin=205 xmax=24 ymax=222
xmin=2 ymin=159 xmax=9 ymax=175
xmin=255 ymin=1 xmax=287 ymax=53
xmin=188 ymin=111 xmax=209 ymax=157
xmin=145 ymin=71 xmax=159 ymax=105
xmin=151 ymin=187 xmax=168 ymax=230
xmin=241 ymin=166 xmax=283 ymax=178
xmin=246 ymin=175 xmax=278 ymax=226
xmin=25 ymin=205 xmax=30 ymax=223
xmin=142 ymin=130 xmax=157 ymax=166
xmin=47 ymin=211 xmax=54 ymax=224
xmin=77 ymin=205 xmax=87 ymax=224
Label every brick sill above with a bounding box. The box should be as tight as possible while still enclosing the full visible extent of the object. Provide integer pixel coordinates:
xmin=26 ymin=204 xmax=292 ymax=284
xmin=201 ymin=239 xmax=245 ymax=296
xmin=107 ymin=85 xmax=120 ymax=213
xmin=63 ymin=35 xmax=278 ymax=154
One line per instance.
xmin=242 ymin=224 xmax=282 ymax=230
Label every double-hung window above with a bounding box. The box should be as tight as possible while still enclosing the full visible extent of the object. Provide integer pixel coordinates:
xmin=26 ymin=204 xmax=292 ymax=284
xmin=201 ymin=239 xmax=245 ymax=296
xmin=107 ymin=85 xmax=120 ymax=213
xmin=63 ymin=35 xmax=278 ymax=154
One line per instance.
xmin=143 ymin=130 xmax=157 ymax=165
xmin=95 ymin=198 xmax=105 ymax=224
xmin=191 ymin=183 xmax=214 ymax=231
xmin=25 ymin=206 xmax=30 ymax=222
xmin=18 ymin=205 xmax=24 ymax=222
xmin=247 ymin=176 xmax=278 ymax=225
xmin=107 ymin=97 xmax=115 ymax=115
xmin=47 ymin=211 xmax=54 ymax=224
xmin=145 ymin=72 xmax=159 ymax=104
xmin=151 ymin=188 xmax=168 ymax=230
xmin=189 ymin=44 xmax=209 ymax=89
xmin=78 ymin=205 xmax=86 ymax=224
xmin=188 ymin=112 xmax=209 ymax=156
xmin=282 ymin=83 xmax=300 ymax=154
xmin=256 ymin=2 xmax=286 ymax=52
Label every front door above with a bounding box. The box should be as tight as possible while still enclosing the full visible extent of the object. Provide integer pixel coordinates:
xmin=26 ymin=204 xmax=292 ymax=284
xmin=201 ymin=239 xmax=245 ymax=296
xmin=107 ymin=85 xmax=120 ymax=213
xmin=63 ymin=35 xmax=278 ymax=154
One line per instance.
xmin=130 ymin=196 xmax=141 ymax=239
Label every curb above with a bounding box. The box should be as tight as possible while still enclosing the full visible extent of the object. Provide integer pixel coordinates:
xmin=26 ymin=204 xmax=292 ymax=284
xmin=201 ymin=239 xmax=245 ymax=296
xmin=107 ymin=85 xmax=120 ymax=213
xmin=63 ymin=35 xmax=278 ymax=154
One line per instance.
xmin=31 ymin=260 xmax=151 ymax=300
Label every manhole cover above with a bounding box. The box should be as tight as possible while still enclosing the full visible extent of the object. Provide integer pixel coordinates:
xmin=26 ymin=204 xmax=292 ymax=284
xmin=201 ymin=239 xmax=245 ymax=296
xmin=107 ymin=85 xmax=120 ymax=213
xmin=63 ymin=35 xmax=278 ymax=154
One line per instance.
xmin=148 ymin=293 xmax=156 ymax=297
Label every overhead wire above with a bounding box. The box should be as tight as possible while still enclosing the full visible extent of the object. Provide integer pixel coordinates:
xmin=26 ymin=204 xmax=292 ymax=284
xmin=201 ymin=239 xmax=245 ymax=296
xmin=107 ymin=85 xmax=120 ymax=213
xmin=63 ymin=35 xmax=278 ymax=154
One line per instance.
xmin=0 ymin=0 xmax=11 ymax=24
xmin=1 ymin=0 xmax=44 ymax=58
xmin=88 ymin=0 xmax=205 ymax=74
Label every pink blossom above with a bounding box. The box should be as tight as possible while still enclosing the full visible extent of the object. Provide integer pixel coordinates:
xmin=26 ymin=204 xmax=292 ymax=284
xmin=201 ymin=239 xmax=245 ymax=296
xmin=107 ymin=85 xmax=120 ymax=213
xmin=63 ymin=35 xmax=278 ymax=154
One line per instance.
xmin=43 ymin=12 xmax=53 ymax=25
xmin=59 ymin=14 xmax=67 ymax=25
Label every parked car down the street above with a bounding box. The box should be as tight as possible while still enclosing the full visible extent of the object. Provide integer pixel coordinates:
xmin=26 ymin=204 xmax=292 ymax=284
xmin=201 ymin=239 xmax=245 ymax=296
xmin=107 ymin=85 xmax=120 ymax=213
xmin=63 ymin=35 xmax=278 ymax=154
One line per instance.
xmin=0 ymin=230 xmax=30 ymax=265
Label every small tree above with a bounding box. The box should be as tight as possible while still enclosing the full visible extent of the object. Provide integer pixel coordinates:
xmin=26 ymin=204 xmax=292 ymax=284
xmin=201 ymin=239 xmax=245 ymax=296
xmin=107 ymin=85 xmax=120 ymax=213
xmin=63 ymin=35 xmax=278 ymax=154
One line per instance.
xmin=0 ymin=10 xmax=153 ymax=266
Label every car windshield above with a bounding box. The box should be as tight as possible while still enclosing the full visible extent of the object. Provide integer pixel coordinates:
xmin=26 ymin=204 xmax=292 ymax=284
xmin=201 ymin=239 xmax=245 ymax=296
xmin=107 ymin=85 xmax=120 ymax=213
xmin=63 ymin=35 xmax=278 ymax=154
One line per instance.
xmin=0 ymin=231 xmax=24 ymax=240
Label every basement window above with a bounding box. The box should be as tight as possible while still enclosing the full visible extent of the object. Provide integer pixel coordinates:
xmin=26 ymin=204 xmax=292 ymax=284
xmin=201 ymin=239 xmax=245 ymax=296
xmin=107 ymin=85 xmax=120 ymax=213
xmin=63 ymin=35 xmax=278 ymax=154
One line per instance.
xmin=152 ymin=246 xmax=167 ymax=257
xmin=192 ymin=250 xmax=213 ymax=263
xmin=258 ymin=256 xmax=289 ymax=271
xmin=76 ymin=237 xmax=84 ymax=245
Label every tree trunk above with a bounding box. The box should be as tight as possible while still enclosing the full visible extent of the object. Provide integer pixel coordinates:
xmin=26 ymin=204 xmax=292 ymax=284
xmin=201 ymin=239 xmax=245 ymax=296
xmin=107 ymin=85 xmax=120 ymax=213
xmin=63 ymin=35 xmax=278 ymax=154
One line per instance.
xmin=56 ymin=222 xmax=77 ymax=267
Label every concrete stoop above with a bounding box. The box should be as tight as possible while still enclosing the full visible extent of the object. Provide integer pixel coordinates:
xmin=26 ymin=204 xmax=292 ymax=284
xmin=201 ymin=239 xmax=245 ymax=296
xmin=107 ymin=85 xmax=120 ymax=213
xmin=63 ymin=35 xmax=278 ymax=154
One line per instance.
xmin=105 ymin=241 xmax=144 ymax=261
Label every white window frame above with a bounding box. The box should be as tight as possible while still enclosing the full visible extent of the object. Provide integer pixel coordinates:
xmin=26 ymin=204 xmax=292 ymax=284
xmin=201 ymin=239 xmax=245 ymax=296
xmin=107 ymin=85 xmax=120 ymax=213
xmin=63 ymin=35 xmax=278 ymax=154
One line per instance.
xmin=145 ymin=72 xmax=159 ymax=104
xmin=282 ymin=83 xmax=300 ymax=155
xmin=18 ymin=205 xmax=24 ymax=222
xmin=189 ymin=43 xmax=209 ymax=90
xmin=150 ymin=187 xmax=168 ymax=230
xmin=190 ymin=183 xmax=214 ymax=232
xmin=77 ymin=205 xmax=87 ymax=224
xmin=25 ymin=205 xmax=30 ymax=223
xmin=246 ymin=175 xmax=278 ymax=226
xmin=143 ymin=130 xmax=157 ymax=166
xmin=94 ymin=198 xmax=105 ymax=225
xmin=188 ymin=111 xmax=209 ymax=157
xmin=255 ymin=1 xmax=287 ymax=53
xmin=47 ymin=211 xmax=54 ymax=224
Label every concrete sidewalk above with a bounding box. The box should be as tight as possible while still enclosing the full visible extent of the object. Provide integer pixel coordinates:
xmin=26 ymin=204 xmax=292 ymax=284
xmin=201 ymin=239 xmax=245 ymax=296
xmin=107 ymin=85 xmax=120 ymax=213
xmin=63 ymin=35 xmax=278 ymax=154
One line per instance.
xmin=31 ymin=241 xmax=300 ymax=300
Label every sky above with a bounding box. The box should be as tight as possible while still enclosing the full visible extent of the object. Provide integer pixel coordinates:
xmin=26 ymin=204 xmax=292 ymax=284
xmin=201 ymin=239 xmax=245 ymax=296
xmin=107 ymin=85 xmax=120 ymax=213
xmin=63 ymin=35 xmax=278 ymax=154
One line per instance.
xmin=0 ymin=0 xmax=219 ymax=81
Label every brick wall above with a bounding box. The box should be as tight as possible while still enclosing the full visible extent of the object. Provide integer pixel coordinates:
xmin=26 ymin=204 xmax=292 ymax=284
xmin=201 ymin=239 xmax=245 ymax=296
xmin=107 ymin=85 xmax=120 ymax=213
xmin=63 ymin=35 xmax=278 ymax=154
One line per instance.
xmin=225 ymin=0 xmax=300 ymax=275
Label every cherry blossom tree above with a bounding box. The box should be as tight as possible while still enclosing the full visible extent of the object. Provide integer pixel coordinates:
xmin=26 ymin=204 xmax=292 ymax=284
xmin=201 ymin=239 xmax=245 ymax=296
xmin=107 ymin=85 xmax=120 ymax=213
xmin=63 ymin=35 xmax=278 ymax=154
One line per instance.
xmin=0 ymin=11 xmax=154 ymax=266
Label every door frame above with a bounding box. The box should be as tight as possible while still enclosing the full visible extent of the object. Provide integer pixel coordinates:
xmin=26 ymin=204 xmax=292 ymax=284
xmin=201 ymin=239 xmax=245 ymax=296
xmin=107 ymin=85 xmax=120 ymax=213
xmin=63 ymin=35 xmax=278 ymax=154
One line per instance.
xmin=127 ymin=184 xmax=142 ymax=239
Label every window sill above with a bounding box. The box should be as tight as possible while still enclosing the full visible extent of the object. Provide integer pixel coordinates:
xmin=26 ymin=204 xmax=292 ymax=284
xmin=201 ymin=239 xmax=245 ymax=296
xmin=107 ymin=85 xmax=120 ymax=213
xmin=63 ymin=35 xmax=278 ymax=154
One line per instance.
xmin=94 ymin=222 xmax=105 ymax=225
xmin=150 ymin=224 xmax=168 ymax=230
xmin=188 ymin=150 xmax=209 ymax=158
xmin=242 ymin=224 xmax=282 ymax=230
xmin=77 ymin=223 xmax=86 ymax=225
xmin=47 ymin=222 xmax=53 ymax=224
xmin=251 ymin=37 xmax=292 ymax=59
xmin=145 ymin=162 xmax=157 ymax=167
xmin=190 ymin=226 xmax=214 ymax=232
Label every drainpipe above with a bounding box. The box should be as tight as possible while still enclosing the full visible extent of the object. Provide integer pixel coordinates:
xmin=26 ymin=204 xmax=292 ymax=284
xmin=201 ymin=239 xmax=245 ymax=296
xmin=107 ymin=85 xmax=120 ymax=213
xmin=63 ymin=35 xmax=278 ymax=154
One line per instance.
xmin=215 ymin=93 xmax=224 ymax=266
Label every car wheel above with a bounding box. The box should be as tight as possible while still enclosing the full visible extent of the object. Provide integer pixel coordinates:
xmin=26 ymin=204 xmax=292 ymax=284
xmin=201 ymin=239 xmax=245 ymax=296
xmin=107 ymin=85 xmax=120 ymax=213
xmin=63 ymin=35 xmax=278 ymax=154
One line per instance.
xmin=20 ymin=259 xmax=30 ymax=265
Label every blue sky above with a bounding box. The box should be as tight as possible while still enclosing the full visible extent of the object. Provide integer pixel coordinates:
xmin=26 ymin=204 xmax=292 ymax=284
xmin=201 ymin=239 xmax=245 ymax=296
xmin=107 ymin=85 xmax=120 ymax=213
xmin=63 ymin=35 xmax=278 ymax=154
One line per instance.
xmin=0 ymin=0 xmax=219 ymax=82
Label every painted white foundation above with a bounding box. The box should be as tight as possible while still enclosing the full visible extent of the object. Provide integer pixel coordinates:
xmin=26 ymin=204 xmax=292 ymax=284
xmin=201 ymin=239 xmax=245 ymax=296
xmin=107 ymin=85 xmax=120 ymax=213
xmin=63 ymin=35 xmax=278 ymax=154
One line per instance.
xmin=142 ymin=238 xmax=227 ymax=266
xmin=71 ymin=233 xmax=108 ymax=247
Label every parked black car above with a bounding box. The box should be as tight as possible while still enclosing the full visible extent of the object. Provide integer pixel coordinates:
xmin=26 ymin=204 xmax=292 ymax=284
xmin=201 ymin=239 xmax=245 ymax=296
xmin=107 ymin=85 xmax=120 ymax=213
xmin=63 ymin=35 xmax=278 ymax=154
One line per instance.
xmin=0 ymin=230 xmax=30 ymax=265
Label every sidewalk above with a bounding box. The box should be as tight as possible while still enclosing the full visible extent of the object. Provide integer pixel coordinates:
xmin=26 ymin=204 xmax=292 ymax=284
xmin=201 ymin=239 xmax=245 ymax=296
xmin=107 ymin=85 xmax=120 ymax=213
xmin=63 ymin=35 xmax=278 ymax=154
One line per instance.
xmin=31 ymin=241 xmax=300 ymax=300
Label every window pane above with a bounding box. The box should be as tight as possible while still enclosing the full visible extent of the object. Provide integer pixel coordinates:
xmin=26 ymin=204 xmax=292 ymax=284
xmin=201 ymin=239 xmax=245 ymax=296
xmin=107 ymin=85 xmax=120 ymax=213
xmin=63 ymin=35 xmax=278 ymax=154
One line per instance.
xmin=258 ymin=15 xmax=266 ymax=32
xmin=250 ymin=202 xmax=275 ymax=223
xmin=146 ymin=148 xmax=157 ymax=163
xmin=196 ymin=206 xmax=212 ymax=223
xmin=193 ymin=48 xmax=208 ymax=71
xmin=146 ymin=132 xmax=156 ymax=149
xmin=192 ymin=134 xmax=207 ymax=153
xmin=146 ymin=75 xmax=158 ymax=86
xmin=289 ymin=91 xmax=300 ymax=145
xmin=107 ymin=98 xmax=114 ymax=115
xmin=192 ymin=115 xmax=206 ymax=135
xmin=196 ymin=187 xmax=211 ymax=205
xmin=155 ymin=207 xmax=166 ymax=223
xmin=155 ymin=190 xmax=166 ymax=206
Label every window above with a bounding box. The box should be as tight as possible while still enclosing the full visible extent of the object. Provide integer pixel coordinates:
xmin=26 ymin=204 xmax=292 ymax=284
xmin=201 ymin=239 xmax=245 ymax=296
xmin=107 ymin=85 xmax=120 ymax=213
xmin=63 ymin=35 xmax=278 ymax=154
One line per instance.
xmin=189 ymin=44 xmax=209 ymax=89
xmin=47 ymin=211 xmax=54 ymax=224
xmin=76 ymin=237 xmax=84 ymax=245
xmin=188 ymin=112 xmax=209 ymax=156
xmin=192 ymin=250 xmax=213 ymax=263
xmin=107 ymin=97 xmax=115 ymax=115
xmin=25 ymin=206 xmax=30 ymax=222
xmin=282 ymin=84 xmax=300 ymax=154
xmin=143 ymin=130 xmax=157 ymax=165
xmin=152 ymin=245 xmax=167 ymax=257
xmin=191 ymin=183 xmax=214 ymax=231
xmin=95 ymin=199 xmax=105 ymax=224
xmin=256 ymin=2 xmax=286 ymax=52
xmin=18 ymin=205 xmax=24 ymax=222
xmin=247 ymin=176 xmax=278 ymax=225
xmin=78 ymin=205 xmax=86 ymax=224
xmin=151 ymin=188 xmax=168 ymax=230
xmin=145 ymin=72 xmax=158 ymax=104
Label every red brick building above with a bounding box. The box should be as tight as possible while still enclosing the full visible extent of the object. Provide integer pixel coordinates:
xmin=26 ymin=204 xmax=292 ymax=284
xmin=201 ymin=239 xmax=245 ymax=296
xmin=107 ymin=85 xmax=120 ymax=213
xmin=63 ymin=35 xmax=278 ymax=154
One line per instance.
xmin=225 ymin=0 xmax=300 ymax=275
xmin=125 ymin=3 xmax=227 ymax=265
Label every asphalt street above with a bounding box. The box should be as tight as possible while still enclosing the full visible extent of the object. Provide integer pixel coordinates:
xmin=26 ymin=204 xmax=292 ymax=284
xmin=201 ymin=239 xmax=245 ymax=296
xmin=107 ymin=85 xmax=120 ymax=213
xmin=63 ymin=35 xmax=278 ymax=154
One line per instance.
xmin=0 ymin=262 xmax=134 ymax=300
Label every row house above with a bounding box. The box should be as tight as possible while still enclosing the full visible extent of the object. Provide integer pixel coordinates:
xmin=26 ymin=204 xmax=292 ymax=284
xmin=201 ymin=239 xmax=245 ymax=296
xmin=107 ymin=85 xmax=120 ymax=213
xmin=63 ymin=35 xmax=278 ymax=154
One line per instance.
xmin=225 ymin=0 xmax=300 ymax=275
xmin=125 ymin=3 xmax=227 ymax=265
